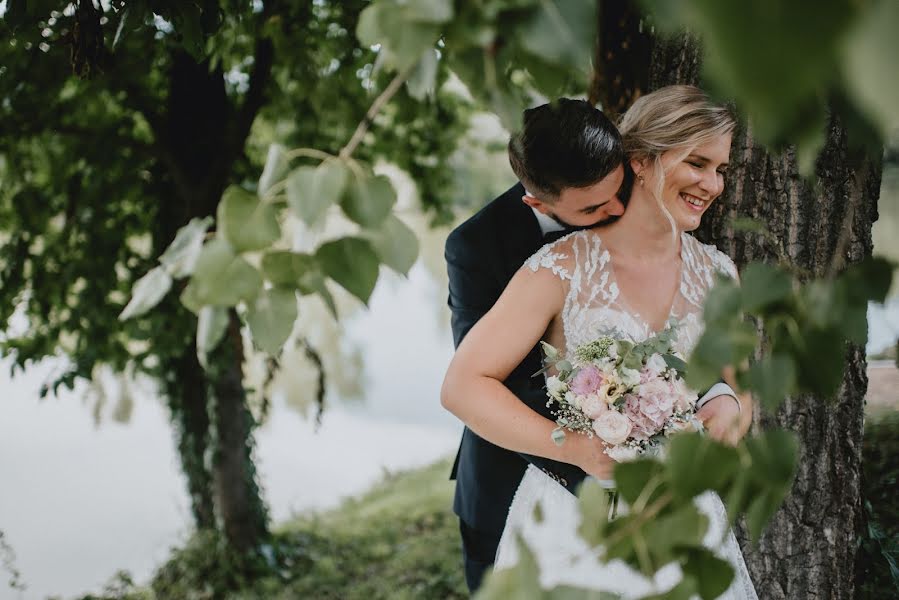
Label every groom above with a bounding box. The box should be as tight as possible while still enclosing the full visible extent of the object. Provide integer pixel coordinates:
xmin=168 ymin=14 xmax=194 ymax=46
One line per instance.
xmin=444 ymin=99 xmax=740 ymax=593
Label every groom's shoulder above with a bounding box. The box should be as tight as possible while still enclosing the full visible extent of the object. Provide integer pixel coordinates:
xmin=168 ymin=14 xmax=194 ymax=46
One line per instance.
xmin=447 ymin=182 xmax=525 ymax=249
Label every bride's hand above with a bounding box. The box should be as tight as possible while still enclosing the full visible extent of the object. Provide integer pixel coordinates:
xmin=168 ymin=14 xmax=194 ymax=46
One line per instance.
xmin=696 ymin=395 xmax=742 ymax=446
xmin=569 ymin=434 xmax=616 ymax=480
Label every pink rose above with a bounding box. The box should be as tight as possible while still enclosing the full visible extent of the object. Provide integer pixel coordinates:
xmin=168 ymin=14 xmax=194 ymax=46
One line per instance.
xmin=592 ymin=411 xmax=632 ymax=445
xmin=570 ymin=365 xmax=604 ymax=396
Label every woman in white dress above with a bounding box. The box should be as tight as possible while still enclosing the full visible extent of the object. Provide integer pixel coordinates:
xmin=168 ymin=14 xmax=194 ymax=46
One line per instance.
xmin=442 ymin=86 xmax=757 ymax=598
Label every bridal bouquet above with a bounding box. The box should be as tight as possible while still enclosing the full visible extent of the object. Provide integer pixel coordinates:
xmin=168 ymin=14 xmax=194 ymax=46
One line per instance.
xmin=541 ymin=323 xmax=702 ymax=462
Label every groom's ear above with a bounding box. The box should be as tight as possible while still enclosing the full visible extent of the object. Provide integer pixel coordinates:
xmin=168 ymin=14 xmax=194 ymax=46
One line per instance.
xmin=522 ymin=193 xmax=552 ymax=215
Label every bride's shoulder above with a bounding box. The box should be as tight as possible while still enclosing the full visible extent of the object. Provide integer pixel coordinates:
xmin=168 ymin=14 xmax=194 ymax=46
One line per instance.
xmin=682 ymin=233 xmax=739 ymax=280
xmin=523 ymin=230 xmax=590 ymax=280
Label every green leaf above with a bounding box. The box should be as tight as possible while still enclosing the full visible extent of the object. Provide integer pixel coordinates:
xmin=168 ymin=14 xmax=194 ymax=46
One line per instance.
xmin=643 ymin=503 xmax=708 ymax=565
xmin=246 ymin=287 xmax=298 ymax=355
xmin=315 ymin=237 xmax=381 ymax=304
xmin=686 ymin=321 xmax=757 ymax=392
xmin=666 ymin=433 xmax=740 ymax=500
xmin=843 ymin=0 xmax=899 ymax=134
xmin=406 ymin=48 xmax=439 ymax=100
xmin=576 ymin=479 xmax=612 ymax=547
xmin=613 ymin=459 xmax=666 ymax=506
xmin=196 ymin=306 xmax=229 ymax=369
xmin=365 ymin=214 xmax=419 ymax=276
xmin=740 ymin=262 xmax=793 ymax=313
xmin=287 ymin=161 xmax=349 ymax=226
xmin=702 ymin=277 xmax=743 ymax=326
xmin=403 ymin=0 xmax=454 ymax=24
xmin=185 ymin=239 xmax=263 ymax=307
xmin=260 ymin=251 xmax=339 ymax=318
xmin=743 ymin=430 xmax=799 ymax=540
xmin=729 ymin=216 xmax=766 ymax=234
xmin=747 ymin=354 xmax=797 ymax=412
xmin=119 ymin=266 xmax=173 ymax=320
xmin=357 ymin=3 xmax=442 ymax=72
xmin=159 ymin=217 xmax=213 ymax=278
xmin=517 ymin=1 xmax=597 ymax=80
xmin=681 ymin=547 xmax=735 ymax=600
xmin=258 ymin=143 xmax=289 ymax=198
xmin=793 ymin=325 xmax=846 ymax=397
xmin=217 ymin=186 xmax=281 ymax=252
xmin=340 ymin=173 xmax=396 ymax=228
xmin=839 ymin=256 xmax=894 ymax=306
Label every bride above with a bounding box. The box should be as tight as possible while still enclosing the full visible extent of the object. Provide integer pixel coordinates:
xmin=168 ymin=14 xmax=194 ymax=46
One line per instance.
xmin=442 ymin=86 xmax=757 ymax=598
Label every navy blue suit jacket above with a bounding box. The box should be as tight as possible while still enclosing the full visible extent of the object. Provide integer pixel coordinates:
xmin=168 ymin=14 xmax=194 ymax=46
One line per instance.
xmin=445 ymin=182 xmax=587 ymax=535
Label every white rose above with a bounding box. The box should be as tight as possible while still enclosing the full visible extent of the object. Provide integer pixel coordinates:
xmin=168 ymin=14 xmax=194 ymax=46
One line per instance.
xmin=620 ymin=367 xmax=641 ymax=388
xmin=605 ymin=444 xmax=639 ymax=463
xmin=592 ymin=411 xmax=633 ymax=445
xmin=581 ymin=393 xmax=607 ymax=419
xmin=645 ymin=353 xmax=668 ymax=377
xmin=546 ymin=375 xmax=567 ymax=398
xmin=564 ymin=391 xmax=580 ymax=408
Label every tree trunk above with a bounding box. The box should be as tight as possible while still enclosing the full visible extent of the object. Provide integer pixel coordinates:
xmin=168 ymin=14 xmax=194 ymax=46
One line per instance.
xmin=589 ymin=0 xmax=652 ymax=118
xmin=650 ymin=34 xmax=882 ymax=599
xmin=209 ymin=311 xmax=269 ymax=553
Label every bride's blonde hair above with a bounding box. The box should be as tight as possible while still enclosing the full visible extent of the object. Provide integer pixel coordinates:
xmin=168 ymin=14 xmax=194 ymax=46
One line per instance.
xmin=618 ymin=85 xmax=737 ymax=236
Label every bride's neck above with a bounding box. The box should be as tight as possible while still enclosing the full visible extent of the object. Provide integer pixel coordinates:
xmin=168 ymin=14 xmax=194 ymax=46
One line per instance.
xmin=604 ymin=193 xmax=681 ymax=260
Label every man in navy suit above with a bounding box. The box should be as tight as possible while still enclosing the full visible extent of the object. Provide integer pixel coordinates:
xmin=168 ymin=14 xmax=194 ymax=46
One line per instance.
xmin=444 ymin=99 xmax=739 ymax=593
xmin=444 ymin=100 xmax=630 ymax=592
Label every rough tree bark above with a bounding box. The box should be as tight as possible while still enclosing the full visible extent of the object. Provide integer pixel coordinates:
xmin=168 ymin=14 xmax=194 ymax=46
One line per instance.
xmin=647 ymin=32 xmax=881 ymax=600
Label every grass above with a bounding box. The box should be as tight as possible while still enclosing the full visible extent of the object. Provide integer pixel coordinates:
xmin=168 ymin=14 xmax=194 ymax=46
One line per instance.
xmin=79 ymin=457 xmax=467 ymax=600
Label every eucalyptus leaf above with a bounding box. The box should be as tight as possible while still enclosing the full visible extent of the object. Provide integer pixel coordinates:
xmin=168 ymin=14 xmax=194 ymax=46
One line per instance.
xmin=217 ymin=185 xmax=281 ymax=252
xmin=119 ymin=266 xmax=173 ymax=320
xmin=315 ymin=237 xmax=381 ymax=304
xmin=246 ymin=287 xmax=298 ymax=355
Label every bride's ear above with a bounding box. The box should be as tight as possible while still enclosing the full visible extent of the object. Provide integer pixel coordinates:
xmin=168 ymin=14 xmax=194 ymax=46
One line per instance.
xmin=629 ymin=157 xmax=647 ymax=178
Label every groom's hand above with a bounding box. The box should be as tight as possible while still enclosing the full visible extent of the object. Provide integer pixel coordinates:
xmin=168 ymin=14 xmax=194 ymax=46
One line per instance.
xmin=696 ymin=395 xmax=742 ymax=446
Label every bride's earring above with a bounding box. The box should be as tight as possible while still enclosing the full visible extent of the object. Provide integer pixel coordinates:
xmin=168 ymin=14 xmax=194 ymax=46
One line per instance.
xmin=637 ymin=174 xmax=645 ymax=186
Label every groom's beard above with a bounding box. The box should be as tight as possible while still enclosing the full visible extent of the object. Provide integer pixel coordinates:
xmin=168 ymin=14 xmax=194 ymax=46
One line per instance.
xmin=549 ymin=212 xmax=622 ymax=231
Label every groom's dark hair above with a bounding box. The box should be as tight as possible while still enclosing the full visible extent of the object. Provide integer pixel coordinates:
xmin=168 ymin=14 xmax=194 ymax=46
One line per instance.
xmin=508 ymin=99 xmax=624 ymax=203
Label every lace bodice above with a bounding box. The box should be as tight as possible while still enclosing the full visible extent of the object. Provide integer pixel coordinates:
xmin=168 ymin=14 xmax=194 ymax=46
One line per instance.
xmin=525 ymin=230 xmax=738 ymax=356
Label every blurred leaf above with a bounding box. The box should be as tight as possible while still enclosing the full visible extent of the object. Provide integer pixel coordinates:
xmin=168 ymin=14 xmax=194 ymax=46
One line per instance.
xmin=643 ymin=503 xmax=707 ymax=565
xmin=702 ymin=277 xmax=742 ymax=326
xmin=246 ymin=288 xmax=298 ymax=355
xmin=839 ymin=256 xmax=894 ymax=306
xmin=475 ymin=534 xmax=542 ymax=600
xmin=365 ymin=214 xmax=419 ymax=275
xmin=119 ymin=266 xmax=172 ymax=320
xmin=740 ymin=262 xmax=793 ymax=313
xmin=744 ymin=430 xmax=799 ymax=541
xmin=681 ymin=547 xmax=734 ymax=600
xmin=686 ymin=321 xmax=757 ymax=392
xmin=517 ymin=0 xmax=596 ymax=80
xmin=729 ymin=216 xmax=766 ymax=234
xmin=613 ymin=459 xmax=666 ymax=506
xmin=576 ymin=479 xmax=612 ymax=547
xmin=793 ymin=325 xmax=846 ymax=397
xmin=406 ymin=48 xmax=439 ymax=100
xmin=217 ymin=186 xmax=281 ymax=252
xmin=357 ymin=2 xmax=444 ymax=72
xmin=260 ymin=251 xmax=338 ymax=318
xmin=843 ymin=0 xmax=899 ymax=134
xmin=287 ymin=161 xmax=349 ymax=226
xmin=747 ymin=354 xmax=797 ymax=411
xmin=315 ymin=237 xmax=381 ymax=304
xmin=667 ymin=433 xmax=740 ymax=500
xmin=258 ymin=143 xmax=289 ymax=198
xmin=159 ymin=217 xmax=214 ymax=278
xmin=340 ymin=173 xmax=396 ymax=228
xmin=184 ymin=239 xmax=263 ymax=307
xmin=196 ymin=306 xmax=229 ymax=369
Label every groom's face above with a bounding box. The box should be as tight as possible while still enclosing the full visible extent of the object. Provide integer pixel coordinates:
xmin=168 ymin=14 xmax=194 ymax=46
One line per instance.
xmin=523 ymin=165 xmax=627 ymax=229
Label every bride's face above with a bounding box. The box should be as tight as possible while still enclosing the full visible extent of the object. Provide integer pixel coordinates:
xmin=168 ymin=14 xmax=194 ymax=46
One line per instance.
xmin=638 ymin=133 xmax=732 ymax=232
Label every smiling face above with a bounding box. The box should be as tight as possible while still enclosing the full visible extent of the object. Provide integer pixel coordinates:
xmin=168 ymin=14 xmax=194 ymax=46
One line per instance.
xmin=637 ymin=133 xmax=732 ymax=232
xmin=522 ymin=164 xmax=627 ymax=229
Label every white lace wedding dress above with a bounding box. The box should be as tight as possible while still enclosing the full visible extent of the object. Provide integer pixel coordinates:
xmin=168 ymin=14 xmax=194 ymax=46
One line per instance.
xmin=494 ymin=230 xmax=758 ymax=599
